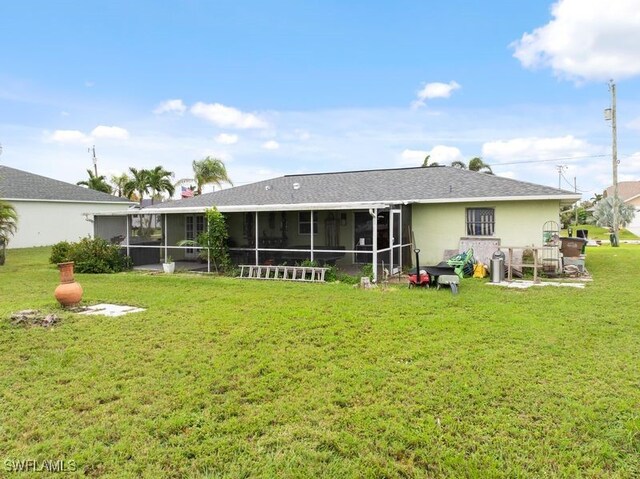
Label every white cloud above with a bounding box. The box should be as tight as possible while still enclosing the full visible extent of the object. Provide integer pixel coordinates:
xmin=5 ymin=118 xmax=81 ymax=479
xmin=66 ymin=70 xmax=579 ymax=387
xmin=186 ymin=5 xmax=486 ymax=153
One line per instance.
xmin=91 ymin=125 xmax=130 ymax=140
xmin=428 ymin=145 xmax=465 ymax=164
xmin=191 ymin=102 xmax=268 ymax=129
xmin=412 ymin=81 xmax=461 ymax=108
xmin=294 ymin=129 xmax=311 ymax=141
xmin=482 ymin=135 xmax=590 ymax=162
xmin=47 ymin=129 xmax=90 ymax=144
xmin=399 ymin=145 xmax=464 ymax=166
xmin=215 ymin=133 xmax=239 ymax=145
xmin=262 ymin=140 xmax=280 ymax=150
xmin=47 ymin=126 xmax=130 ymax=143
xmin=400 ymin=149 xmax=429 ymax=163
xmin=512 ymin=0 xmax=640 ymax=82
xmin=627 ymin=117 xmax=640 ymax=131
xmin=153 ymin=99 xmax=187 ymax=115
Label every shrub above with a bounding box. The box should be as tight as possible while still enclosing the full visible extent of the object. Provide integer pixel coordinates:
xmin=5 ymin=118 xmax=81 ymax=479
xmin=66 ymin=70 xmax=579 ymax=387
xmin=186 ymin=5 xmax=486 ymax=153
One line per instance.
xmin=297 ymin=259 xmax=318 ymax=267
xmin=49 ymin=237 xmax=131 ymax=274
xmin=361 ymin=263 xmax=374 ymax=280
xmin=178 ymin=207 xmax=231 ymax=273
xmin=336 ymin=271 xmax=359 ymax=284
xmin=324 ymin=265 xmax=337 ymax=282
xmin=49 ymin=241 xmax=72 ymax=264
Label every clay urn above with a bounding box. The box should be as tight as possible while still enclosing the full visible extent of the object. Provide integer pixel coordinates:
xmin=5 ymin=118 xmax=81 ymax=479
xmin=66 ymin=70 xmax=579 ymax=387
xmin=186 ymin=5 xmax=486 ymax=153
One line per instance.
xmin=54 ymin=262 xmax=83 ymax=307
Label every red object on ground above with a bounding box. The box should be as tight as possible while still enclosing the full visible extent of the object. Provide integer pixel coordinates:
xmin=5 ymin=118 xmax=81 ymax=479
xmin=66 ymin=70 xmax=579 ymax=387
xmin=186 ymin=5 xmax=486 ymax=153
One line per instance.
xmin=408 ymin=270 xmax=430 ymax=287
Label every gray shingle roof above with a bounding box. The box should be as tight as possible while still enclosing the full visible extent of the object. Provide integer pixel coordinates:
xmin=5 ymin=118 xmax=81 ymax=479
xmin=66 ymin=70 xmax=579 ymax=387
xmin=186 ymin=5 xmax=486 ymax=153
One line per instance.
xmin=0 ymin=165 xmax=132 ymax=203
xmin=151 ymin=166 xmax=578 ymax=210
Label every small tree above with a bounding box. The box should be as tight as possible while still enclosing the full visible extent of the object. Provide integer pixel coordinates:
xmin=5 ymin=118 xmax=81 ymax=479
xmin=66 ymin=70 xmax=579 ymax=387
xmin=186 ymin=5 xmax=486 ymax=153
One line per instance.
xmin=110 ymin=173 xmax=131 ymax=198
xmin=77 ymin=169 xmax=112 ymax=194
xmin=422 ymin=155 xmax=439 ymax=167
xmin=147 ymin=165 xmax=175 ymax=204
xmin=124 ymin=167 xmax=151 ymax=206
xmin=200 ymin=208 xmax=231 ymax=272
xmin=178 ymin=207 xmax=231 ymax=273
xmin=175 ymin=157 xmax=233 ymax=195
xmin=0 ymin=200 xmax=18 ymax=265
xmin=450 ymin=157 xmax=493 ymax=174
xmin=592 ymin=196 xmax=636 ymax=228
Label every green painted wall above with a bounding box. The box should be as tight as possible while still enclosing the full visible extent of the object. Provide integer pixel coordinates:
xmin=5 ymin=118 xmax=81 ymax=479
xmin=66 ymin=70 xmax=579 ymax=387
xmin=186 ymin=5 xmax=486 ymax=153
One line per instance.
xmin=411 ymin=200 xmax=561 ymax=265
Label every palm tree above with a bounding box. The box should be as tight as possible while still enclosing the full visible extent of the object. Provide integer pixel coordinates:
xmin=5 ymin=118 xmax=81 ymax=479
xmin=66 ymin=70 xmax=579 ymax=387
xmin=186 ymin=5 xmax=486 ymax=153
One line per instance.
xmin=421 ymin=155 xmax=439 ymax=168
xmin=0 ymin=200 xmax=18 ymax=264
xmin=176 ymin=157 xmax=233 ymax=195
xmin=124 ymin=168 xmax=151 ymax=206
xmin=449 ymin=157 xmax=493 ymax=174
xmin=77 ymin=169 xmax=113 ymax=194
xmin=147 ymin=166 xmax=175 ymax=204
xmin=110 ymin=173 xmax=131 ymax=198
xmin=592 ymin=196 xmax=636 ymax=228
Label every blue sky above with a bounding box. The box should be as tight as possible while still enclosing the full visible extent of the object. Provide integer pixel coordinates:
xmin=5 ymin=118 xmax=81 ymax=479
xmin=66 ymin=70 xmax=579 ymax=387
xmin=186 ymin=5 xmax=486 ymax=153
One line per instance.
xmin=1 ymin=0 xmax=640 ymax=198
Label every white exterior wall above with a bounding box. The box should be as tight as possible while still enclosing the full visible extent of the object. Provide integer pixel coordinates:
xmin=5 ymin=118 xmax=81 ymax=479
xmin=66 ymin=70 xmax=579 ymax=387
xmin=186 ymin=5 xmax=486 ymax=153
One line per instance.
xmin=627 ymin=209 xmax=640 ymax=237
xmin=625 ymin=197 xmax=640 ymax=237
xmin=6 ymin=200 xmax=131 ymax=249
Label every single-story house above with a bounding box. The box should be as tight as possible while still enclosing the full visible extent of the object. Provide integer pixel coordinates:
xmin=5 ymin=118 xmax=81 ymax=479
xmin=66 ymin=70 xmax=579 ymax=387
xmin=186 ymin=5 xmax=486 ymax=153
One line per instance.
xmin=605 ymin=181 xmax=640 ymax=236
xmin=0 ymin=165 xmax=135 ymax=248
xmin=92 ymin=166 xmax=579 ymax=281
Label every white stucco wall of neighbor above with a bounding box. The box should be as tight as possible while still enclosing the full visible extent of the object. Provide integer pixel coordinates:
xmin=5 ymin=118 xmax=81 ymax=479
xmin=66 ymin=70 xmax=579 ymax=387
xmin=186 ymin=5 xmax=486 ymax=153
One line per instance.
xmin=7 ymin=200 xmax=131 ymax=249
xmin=627 ymin=208 xmax=640 ymax=237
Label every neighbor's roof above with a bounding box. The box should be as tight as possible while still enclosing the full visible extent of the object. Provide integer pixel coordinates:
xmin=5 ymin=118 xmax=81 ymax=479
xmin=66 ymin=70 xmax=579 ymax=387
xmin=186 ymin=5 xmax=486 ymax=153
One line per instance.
xmin=604 ymin=181 xmax=640 ymax=202
xmin=139 ymin=166 xmax=579 ymax=213
xmin=0 ymin=165 xmax=133 ymax=204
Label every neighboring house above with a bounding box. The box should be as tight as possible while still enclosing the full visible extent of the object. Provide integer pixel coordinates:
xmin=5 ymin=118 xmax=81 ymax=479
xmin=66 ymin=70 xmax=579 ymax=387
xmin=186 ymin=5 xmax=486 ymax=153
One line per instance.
xmin=604 ymin=181 xmax=640 ymax=236
xmin=93 ymin=166 xmax=579 ymax=280
xmin=0 ymin=165 xmax=135 ymax=248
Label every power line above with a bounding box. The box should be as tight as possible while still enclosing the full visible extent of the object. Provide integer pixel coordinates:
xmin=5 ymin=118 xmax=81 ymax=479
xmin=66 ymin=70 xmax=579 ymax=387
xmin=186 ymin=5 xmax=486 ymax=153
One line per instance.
xmin=487 ymin=153 xmax=610 ymax=168
xmin=555 ymin=164 xmax=568 ymax=189
xmin=559 ymin=170 xmax=589 ymax=193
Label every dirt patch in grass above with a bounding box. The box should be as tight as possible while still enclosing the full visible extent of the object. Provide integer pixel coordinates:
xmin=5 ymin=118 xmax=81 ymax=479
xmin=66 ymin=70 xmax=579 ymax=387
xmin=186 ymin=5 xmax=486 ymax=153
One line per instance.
xmin=10 ymin=309 xmax=60 ymax=327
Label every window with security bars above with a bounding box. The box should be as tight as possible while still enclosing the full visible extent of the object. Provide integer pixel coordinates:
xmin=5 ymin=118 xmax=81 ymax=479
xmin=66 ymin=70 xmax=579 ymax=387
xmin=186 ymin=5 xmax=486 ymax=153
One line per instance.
xmin=466 ymin=208 xmax=495 ymax=236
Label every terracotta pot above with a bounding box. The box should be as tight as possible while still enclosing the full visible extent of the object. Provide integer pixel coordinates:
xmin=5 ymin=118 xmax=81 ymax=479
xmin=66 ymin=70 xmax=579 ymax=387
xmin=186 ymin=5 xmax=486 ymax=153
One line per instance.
xmin=54 ymin=262 xmax=83 ymax=307
xmin=58 ymin=261 xmax=75 ymax=283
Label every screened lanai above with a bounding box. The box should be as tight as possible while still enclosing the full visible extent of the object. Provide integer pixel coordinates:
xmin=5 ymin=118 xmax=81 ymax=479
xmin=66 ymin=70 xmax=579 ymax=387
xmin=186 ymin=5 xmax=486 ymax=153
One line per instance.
xmin=93 ymin=204 xmax=412 ymax=281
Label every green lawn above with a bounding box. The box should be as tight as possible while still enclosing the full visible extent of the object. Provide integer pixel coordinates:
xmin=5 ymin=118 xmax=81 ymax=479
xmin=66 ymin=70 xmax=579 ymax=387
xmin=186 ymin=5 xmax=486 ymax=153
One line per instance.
xmin=560 ymin=224 xmax=639 ymax=240
xmin=1 ymin=246 xmax=639 ymax=478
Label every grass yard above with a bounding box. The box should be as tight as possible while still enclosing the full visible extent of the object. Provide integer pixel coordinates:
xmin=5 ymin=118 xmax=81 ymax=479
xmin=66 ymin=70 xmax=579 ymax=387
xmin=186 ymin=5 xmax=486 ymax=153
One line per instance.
xmin=560 ymin=224 xmax=639 ymax=240
xmin=1 ymin=246 xmax=639 ymax=478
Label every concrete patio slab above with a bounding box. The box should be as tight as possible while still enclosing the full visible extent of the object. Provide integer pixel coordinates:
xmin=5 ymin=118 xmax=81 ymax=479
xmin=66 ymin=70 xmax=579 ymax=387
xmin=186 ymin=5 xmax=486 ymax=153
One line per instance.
xmin=78 ymin=303 xmax=146 ymax=317
xmin=487 ymin=281 xmax=585 ymax=289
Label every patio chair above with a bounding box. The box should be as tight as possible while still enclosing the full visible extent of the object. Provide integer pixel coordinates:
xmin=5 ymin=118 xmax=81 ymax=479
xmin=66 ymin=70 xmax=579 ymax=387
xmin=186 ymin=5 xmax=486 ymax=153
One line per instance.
xmin=446 ymin=248 xmax=474 ymax=278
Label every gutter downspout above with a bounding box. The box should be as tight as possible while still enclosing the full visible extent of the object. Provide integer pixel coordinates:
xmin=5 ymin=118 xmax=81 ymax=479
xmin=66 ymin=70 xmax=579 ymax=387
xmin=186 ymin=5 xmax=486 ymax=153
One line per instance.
xmin=255 ymin=211 xmax=259 ymax=266
xmin=310 ymin=210 xmax=314 ymax=263
xmin=369 ymin=208 xmax=378 ymax=283
xmin=206 ymin=215 xmax=210 ymax=274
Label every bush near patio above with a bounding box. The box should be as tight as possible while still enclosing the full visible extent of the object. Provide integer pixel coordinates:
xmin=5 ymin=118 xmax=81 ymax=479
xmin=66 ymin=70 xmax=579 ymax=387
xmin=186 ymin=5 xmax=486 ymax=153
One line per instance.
xmin=49 ymin=237 xmax=132 ymax=273
xmin=1 ymin=245 xmax=639 ymax=477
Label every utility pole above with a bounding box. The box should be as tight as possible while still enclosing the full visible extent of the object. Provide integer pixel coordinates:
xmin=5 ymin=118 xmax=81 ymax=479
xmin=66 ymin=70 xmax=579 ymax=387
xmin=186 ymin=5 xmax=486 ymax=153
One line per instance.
xmin=574 ymin=177 xmax=578 ymax=225
xmin=89 ymin=145 xmax=98 ymax=176
xmin=606 ymin=80 xmax=619 ymax=247
xmin=555 ymin=165 xmax=567 ymax=190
